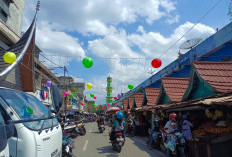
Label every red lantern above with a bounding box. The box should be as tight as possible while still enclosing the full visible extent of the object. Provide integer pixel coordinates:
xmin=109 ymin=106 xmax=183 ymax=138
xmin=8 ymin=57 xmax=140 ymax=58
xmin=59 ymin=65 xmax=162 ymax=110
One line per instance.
xmin=114 ymin=97 xmax=117 ymax=100
xmin=151 ymin=58 xmax=162 ymax=68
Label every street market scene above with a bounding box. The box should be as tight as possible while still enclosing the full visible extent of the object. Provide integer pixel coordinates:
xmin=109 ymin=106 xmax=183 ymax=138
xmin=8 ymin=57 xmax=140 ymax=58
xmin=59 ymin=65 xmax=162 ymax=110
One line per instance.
xmin=0 ymin=0 xmax=232 ymax=157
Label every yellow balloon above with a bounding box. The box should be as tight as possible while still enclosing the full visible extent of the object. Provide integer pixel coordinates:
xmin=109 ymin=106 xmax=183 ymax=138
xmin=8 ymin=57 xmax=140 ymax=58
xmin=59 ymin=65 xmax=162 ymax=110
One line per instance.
xmin=3 ymin=52 xmax=16 ymax=64
xmin=86 ymin=83 xmax=93 ymax=89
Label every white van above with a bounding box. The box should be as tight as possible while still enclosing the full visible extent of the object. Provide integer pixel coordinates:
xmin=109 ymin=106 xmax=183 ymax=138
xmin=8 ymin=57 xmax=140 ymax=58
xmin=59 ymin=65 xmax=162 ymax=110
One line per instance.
xmin=0 ymin=87 xmax=62 ymax=157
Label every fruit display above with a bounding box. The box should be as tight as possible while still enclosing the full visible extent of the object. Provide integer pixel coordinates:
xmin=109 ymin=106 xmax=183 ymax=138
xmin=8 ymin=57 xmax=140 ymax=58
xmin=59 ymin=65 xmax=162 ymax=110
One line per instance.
xmin=193 ymin=122 xmax=232 ymax=137
xmin=205 ymin=109 xmax=223 ymax=120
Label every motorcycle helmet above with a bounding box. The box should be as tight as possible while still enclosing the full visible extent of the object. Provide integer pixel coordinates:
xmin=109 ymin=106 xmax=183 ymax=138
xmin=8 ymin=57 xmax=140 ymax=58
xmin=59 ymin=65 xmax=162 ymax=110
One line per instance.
xmin=117 ymin=112 xmax=123 ymax=119
xmin=182 ymin=114 xmax=187 ymax=120
xmin=169 ymin=113 xmax=177 ymax=121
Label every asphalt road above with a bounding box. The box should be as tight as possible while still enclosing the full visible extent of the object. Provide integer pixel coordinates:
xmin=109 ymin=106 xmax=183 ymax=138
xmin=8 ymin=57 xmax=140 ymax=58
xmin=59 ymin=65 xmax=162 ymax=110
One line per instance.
xmin=73 ymin=122 xmax=165 ymax=157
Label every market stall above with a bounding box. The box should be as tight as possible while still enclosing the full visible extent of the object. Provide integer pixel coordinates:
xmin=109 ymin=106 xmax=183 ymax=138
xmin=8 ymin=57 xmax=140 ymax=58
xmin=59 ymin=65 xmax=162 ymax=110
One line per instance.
xmin=166 ymin=94 xmax=232 ymax=157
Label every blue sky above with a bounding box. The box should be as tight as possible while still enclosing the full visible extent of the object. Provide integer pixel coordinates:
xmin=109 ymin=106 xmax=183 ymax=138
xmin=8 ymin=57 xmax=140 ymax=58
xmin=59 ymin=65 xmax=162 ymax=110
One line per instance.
xmin=23 ymin=0 xmax=230 ymax=104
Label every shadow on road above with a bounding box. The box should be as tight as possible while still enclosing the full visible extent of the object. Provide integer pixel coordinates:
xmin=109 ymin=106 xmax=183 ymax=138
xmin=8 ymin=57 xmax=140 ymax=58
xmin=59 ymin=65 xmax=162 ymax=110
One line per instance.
xmin=129 ymin=137 xmax=165 ymax=157
xmin=96 ymin=145 xmax=120 ymax=157
xmin=92 ymin=131 xmax=101 ymax=134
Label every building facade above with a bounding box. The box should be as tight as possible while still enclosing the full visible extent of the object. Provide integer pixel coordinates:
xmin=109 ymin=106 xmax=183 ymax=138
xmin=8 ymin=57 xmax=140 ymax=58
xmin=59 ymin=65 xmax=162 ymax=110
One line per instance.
xmin=0 ymin=0 xmax=25 ymax=50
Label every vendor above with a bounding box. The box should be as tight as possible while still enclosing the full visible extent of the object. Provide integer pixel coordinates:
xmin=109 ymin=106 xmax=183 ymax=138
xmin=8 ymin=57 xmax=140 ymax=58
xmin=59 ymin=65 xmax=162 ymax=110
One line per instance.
xmin=182 ymin=114 xmax=193 ymax=140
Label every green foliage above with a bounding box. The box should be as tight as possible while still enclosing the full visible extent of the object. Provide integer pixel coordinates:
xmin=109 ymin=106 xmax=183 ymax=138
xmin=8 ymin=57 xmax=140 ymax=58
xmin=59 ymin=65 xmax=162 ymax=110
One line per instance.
xmin=72 ymin=87 xmax=77 ymax=95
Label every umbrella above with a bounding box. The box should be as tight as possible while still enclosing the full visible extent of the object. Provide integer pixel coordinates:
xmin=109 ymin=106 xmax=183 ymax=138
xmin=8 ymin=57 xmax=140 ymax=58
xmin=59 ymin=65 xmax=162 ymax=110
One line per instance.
xmin=106 ymin=107 xmax=120 ymax=114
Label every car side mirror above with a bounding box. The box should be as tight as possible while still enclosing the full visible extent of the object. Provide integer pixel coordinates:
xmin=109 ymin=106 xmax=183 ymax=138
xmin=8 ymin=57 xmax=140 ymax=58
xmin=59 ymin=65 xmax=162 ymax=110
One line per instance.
xmin=5 ymin=123 xmax=14 ymax=139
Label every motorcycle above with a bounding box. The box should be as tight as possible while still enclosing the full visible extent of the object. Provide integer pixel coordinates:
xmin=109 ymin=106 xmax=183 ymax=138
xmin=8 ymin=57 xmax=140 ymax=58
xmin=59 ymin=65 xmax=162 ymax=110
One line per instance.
xmin=63 ymin=122 xmax=79 ymax=138
xmin=62 ymin=134 xmax=75 ymax=157
xmin=76 ymin=122 xmax=86 ymax=136
xmin=111 ymin=131 xmax=125 ymax=153
xmin=164 ymin=131 xmax=187 ymax=157
xmin=98 ymin=122 xmax=105 ymax=133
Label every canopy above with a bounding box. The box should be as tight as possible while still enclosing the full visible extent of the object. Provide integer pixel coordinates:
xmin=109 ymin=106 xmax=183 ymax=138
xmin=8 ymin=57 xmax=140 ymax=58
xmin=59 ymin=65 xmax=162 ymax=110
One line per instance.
xmin=106 ymin=107 xmax=120 ymax=114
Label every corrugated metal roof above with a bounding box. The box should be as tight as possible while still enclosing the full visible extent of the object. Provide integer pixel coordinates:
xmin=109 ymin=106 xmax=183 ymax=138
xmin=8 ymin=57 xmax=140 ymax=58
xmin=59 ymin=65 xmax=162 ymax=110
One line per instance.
xmin=162 ymin=77 xmax=189 ymax=102
xmin=145 ymin=88 xmax=160 ymax=106
xmin=194 ymin=62 xmax=232 ymax=93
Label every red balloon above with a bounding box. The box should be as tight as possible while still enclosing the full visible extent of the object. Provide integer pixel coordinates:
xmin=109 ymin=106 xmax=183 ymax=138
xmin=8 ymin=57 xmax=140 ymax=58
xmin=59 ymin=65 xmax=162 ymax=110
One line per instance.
xmin=151 ymin=58 xmax=162 ymax=68
xmin=114 ymin=97 xmax=117 ymax=100
xmin=104 ymin=106 xmax=106 ymax=108
xmin=81 ymin=103 xmax=84 ymax=106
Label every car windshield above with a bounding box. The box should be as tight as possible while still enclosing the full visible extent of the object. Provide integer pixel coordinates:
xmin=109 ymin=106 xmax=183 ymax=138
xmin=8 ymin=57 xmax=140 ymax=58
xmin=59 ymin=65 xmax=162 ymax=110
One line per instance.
xmin=0 ymin=111 xmax=7 ymax=152
xmin=0 ymin=88 xmax=58 ymax=131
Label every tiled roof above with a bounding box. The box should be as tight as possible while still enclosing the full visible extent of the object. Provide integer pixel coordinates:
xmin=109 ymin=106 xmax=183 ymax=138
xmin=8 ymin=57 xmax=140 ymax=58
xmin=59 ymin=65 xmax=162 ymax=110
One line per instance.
xmin=162 ymin=77 xmax=189 ymax=102
xmin=145 ymin=88 xmax=160 ymax=106
xmin=128 ymin=96 xmax=134 ymax=109
xmin=123 ymin=98 xmax=128 ymax=110
xmin=134 ymin=93 xmax=144 ymax=108
xmin=194 ymin=62 xmax=232 ymax=93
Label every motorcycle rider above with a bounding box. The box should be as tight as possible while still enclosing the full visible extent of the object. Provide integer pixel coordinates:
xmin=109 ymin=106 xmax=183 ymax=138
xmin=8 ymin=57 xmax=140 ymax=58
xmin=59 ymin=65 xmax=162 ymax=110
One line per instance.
xmin=110 ymin=112 xmax=125 ymax=142
xmin=164 ymin=113 xmax=178 ymax=157
xmin=99 ymin=114 xmax=105 ymax=128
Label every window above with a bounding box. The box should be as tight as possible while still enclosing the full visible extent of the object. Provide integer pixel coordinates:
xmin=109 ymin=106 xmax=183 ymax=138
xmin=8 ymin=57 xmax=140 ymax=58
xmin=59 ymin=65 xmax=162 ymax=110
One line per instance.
xmin=0 ymin=0 xmax=10 ymax=23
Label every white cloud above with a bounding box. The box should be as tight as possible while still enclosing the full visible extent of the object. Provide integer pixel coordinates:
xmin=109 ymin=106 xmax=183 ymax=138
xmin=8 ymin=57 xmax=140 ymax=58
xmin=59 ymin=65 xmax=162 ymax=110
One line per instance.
xmin=24 ymin=0 xmax=177 ymax=35
xmin=166 ymin=15 xmax=180 ymax=24
xmin=87 ymin=22 xmax=216 ymax=104
xmin=36 ymin=22 xmax=85 ymax=67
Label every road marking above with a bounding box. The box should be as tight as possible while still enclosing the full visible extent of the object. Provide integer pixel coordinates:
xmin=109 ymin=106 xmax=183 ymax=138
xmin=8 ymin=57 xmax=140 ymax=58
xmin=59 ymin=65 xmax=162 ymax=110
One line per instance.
xmin=92 ymin=124 xmax=93 ymax=127
xmin=89 ymin=129 xmax=92 ymax=133
xmin=82 ymin=140 xmax=88 ymax=151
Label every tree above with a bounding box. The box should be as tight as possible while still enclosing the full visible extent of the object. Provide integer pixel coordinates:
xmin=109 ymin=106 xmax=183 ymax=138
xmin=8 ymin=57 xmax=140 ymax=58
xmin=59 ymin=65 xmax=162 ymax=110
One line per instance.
xmin=72 ymin=87 xmax=77 ymax=96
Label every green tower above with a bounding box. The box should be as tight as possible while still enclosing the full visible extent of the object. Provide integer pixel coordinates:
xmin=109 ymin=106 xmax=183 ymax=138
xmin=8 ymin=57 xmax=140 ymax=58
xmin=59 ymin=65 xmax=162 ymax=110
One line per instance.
xmin=106 ymin=77 xmax=113 ymax=104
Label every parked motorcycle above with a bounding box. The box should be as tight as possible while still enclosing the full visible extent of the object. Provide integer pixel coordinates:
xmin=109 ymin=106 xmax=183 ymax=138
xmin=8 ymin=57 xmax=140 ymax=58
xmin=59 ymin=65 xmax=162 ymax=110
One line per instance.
xmin=76 ymin=122 xmax=86 ymax=136
xmin=98 ymin=122 xmax=105 ymax=133
xmin=111 ymin=131 xmax=125 ymax=153
xmin=62 ymin=134 xmax=75 ymax=157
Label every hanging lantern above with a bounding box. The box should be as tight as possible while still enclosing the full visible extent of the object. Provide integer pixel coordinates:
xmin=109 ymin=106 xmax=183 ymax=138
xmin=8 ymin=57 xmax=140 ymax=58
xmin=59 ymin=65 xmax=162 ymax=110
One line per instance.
xmin=151 ymin=58 xmax=162 ymax=68
xmin=46 ymin=81 xmax=52 ymax=87
xmin=90 ymin=93 xmax=94 ymax=97
xmin=81 ymin=103 xmax=84 ymax=106
xmin=76 ymin=102 xmax=79 ymax=105
xmin=64 ymin=92 xmax=68 ymax=96
xmin=117 ymin=93 xmax=122 ymax=98
xmin=128 ymin=84 xmax=134 ymax=90
xmin=3 ymin=52 xmax=17 ymax=64
xmin=82 ymin=57 xmax=93 ymax=68
xmin=93 ymin=103 xmax=96 ymax=106
xmin=108 ymin=103 xmax=110 ymax=106
xmin=93 ymin=96 xmax=97 ymax=99
xmin=69 ymin=94 xmax=74 ymax=98
xmin=114 ymin=97 xmax=117 ymax=100
xmin=86 ymin=83 xmax=93 ymax=89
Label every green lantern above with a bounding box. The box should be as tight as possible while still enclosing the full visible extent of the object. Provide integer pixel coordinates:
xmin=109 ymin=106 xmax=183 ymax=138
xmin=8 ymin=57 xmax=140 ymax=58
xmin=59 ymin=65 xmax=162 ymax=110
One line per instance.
xmin=128 ymin=84 xmax=134 ymax=90
xmin=90 ymin=93 xmax=94 ymax=97
xmin=82 ymin=57 xmax=93 ymax=68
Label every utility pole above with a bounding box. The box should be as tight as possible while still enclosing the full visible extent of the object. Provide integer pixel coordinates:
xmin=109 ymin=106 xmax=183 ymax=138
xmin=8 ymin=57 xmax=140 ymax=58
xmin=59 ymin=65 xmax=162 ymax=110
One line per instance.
xmin=64 ymin=66 xmax=67 ymax=120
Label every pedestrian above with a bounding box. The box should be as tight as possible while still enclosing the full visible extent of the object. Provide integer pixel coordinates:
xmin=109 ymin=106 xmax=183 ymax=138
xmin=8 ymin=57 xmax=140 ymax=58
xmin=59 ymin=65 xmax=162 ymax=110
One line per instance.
xmin=182 ymin=114 xmax=193 ymax=140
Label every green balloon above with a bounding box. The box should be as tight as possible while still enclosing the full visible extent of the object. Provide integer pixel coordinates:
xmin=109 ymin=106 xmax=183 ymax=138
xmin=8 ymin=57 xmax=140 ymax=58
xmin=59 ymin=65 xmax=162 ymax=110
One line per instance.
xmin=82 ymin=57 xmax=93 ymax=68
xmin=93 ymin=103 xmax=96 ymax=106
xmin=90 ymin=93 xmax=94 ymax=97
xmin=69 ymin=94 xmax=74 ymax=98
xmin=26 ymin=107 xmax=33 ymax=115
xmin=128 ymin=84 xmax=134 ymax=90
